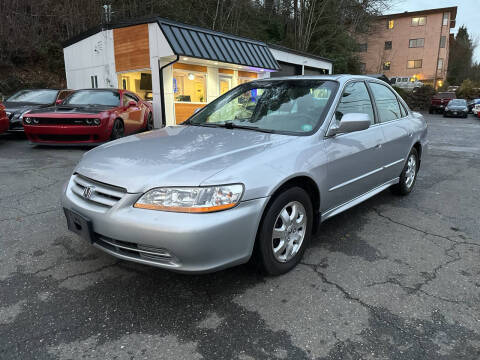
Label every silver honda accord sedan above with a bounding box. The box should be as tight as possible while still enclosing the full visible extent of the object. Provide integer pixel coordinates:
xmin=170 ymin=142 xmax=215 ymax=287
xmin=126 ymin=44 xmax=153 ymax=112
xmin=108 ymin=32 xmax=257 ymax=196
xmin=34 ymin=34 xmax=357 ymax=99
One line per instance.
xmin=62 ymin=75 xmax=427 ymax=275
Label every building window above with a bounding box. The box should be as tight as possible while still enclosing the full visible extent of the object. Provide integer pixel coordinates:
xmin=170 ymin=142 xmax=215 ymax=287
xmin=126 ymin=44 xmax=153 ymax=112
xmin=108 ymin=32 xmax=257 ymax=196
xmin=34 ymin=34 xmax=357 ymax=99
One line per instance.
xmin=383 ymin=61 xmax=391 ymax=71
xmin=407 ymin=60 xmax=422 ymax=69
xmin=359 ymin=62 xmax=366 ymax=73
xmin=443 ymin=12 xmax=449 ymax=26
xmin=411 ymin=17 xmax=426 ymax=26
xmin=387 ymin=19 xmax=394 ymax=29
xmin=90 ymin=75 xmax=98 ymax=88
xmin=409 ymin=38 xmax=424 ymax=48
xmin=219 ymin=76 xmax=232 ymax=95
xmin=357 ymin=43 xmax=368 ymax=52
xmin=440 ymin=36 xmax=446 ymax=48
xmin=173 ymin=70 xmax=207 ymax=103
xmin=384 ymin=41 xmax=392 ymax=50
xmin=437 ymin=58 xmax=444 ymax=70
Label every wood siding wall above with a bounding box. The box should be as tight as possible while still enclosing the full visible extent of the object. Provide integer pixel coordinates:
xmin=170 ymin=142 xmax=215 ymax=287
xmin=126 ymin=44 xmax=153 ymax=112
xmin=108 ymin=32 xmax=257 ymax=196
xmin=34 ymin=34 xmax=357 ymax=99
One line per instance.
xmin=113 ymin=24 xmax=150 ymax=72
xmin=175 ymin=103 xmax=205 ymax=124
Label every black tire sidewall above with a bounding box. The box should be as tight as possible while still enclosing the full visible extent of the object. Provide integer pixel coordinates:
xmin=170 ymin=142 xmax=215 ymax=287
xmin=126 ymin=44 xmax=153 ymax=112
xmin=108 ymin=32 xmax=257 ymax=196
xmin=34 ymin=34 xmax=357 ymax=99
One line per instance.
xmin=257 ymin=187 xmax=313 ymax=275
xmin=111 ymin=119 xmax=124 ymax=140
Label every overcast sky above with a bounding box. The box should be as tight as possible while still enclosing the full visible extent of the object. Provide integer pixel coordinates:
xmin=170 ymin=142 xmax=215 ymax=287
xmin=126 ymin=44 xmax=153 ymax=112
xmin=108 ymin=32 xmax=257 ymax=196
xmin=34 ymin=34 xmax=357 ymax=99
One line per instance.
xmin=387 ymin=0 xmax=479 ymax=62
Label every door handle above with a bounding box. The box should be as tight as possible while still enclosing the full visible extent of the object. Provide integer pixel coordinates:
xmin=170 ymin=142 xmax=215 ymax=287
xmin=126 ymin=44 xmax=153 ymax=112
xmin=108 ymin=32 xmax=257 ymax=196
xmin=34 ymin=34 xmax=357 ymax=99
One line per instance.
xmin=375 ymin=143 xmax=382 ymax=149
xmin=408 ymin=132 xmax=413 ymax=137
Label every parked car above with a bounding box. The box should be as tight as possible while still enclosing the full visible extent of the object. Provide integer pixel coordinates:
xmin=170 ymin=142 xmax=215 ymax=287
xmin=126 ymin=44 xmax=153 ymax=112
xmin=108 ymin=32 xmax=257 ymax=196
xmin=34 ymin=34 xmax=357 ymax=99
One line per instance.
xmin=61 ymin=75 xmax=427 ymax=275
xmin=443 ymin=99 xmax=468 ymax=118
xmin=468 ymin=98 xmax=480 ymax=114
xmin=23 ymin=89 xmax=154 ymax=145
xmin=0 ymin=103 xmax=9 ymax=134
xmin=4 ymin=89 xmax=73 ymax=131
xmin=390 ymin=77 xmax=423 ymax=91
xmin=429 ymin=92 xmax=456 ymax=114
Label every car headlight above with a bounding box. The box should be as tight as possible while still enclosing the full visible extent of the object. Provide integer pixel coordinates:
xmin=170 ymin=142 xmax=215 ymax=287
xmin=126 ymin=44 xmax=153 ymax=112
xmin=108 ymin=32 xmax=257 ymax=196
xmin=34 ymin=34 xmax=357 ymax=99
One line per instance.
xmin=134 ymin=184 xmax=244 ymax=213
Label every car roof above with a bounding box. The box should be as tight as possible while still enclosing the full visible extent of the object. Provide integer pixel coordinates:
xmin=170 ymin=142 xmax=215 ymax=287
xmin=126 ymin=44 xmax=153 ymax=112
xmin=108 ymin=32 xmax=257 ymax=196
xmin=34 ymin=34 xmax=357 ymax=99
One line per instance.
xmin=254 ymin=74 xmax=387 ymax=84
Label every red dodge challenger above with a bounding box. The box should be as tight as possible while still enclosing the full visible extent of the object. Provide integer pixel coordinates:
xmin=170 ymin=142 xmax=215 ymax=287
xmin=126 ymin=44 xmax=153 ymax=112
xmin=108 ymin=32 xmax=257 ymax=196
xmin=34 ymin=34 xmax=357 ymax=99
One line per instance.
xmin=23 ymin=89 xmax=154 ymax=145
xmin=0 ymin=103 xmax=9 ymax=134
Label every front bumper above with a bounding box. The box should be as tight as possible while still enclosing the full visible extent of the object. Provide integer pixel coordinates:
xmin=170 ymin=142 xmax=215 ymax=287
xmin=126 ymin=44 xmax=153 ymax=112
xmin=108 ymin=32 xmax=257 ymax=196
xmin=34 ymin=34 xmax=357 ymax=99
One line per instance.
xmin=444 ymin=110 xmax=467 ymax=117
xmin=24 ymin=123 xmax=111 ymax=144
xmin=61 ymin=176 xmax=268 ymax=273
xmin=8 ymin=118 xmax=24 ymax=132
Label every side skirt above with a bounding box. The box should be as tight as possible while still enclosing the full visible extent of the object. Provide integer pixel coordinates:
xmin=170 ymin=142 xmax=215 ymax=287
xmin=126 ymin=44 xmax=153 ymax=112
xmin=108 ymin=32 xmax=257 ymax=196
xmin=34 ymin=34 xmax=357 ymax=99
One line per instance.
xmin=320 ymin=177 xmax=399 ymax=222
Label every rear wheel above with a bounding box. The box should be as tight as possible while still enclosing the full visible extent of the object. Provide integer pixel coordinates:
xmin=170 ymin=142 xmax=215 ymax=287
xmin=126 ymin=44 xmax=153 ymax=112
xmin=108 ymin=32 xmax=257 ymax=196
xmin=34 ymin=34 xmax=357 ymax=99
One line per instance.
xmin=393 ymin=148 xmax=418 ymax=196
xmin=110 ymin=119 xmax=124 ymax=140
xmin=146 ymin=113 xmax=154 ymax=131
xmin=256 ymin=187 xmax=313 ymax=275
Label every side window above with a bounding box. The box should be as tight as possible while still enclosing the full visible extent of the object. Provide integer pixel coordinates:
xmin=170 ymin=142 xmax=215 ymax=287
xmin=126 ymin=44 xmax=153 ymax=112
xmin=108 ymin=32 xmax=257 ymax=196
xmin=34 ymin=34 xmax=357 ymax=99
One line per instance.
xmin=123 ymin=93 xmax=137 ymax=107
xmin=369 ymin=82 xmax=402 ymax=122
xmin=335 ymin=81 xmax=375 ymax=124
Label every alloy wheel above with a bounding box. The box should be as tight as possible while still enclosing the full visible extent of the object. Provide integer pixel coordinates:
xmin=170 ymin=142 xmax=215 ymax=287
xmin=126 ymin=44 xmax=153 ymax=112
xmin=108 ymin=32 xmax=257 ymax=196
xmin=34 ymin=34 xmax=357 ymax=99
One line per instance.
xmin=405 ymin=154 xmax=417 ymax=189
xmin=271 ymin=201 xmax=307 ymax=263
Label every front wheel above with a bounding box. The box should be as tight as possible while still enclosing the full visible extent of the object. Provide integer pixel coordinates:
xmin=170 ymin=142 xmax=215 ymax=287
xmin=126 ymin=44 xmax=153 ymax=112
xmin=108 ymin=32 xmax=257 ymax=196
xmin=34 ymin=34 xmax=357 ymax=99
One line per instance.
xmin=256 ymin=187 xmax=313 ymax=275
xmin=393 ymin=148 xmax=418 ymax=196
xmin=110 ymin=119 xmax=124 ymax=140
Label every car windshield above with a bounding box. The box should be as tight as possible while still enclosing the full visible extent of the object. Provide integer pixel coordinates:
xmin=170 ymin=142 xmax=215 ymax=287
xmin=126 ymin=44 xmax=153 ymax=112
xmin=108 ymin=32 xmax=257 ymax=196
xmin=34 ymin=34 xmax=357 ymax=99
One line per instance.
xmin=7 ymin=89 xmax=58 ymax=104
xmin=62 ymin=90 xmax=120 ymax=106
xmin=186 ymin=80 xmax=338 ymax=134
xmin=449 ymin=99 xmax=466 ymax=106
xmin=435 ymin=92 xmax=455 ymax=99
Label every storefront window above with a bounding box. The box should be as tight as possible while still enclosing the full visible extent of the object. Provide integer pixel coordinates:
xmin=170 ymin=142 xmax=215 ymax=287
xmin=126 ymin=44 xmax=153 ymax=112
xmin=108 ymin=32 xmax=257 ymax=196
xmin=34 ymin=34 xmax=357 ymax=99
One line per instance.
xmin=219 ymin=76 xmax=232 ymax=95
xmin=173 ymin=71 xmax=207 ymax=103
xmin=117 ymin=70 xmax=152 ymax=100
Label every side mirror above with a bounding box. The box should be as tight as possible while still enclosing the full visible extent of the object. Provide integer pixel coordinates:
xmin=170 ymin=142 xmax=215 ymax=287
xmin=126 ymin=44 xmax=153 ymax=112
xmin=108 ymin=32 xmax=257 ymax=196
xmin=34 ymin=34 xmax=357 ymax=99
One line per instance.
xmin=127 ymin=100 xmax=137 ymax=108
xmin=327 ymin=113 xmax=371 ymax=136
xmin=55 ymin=99 xmax=63 ymax=105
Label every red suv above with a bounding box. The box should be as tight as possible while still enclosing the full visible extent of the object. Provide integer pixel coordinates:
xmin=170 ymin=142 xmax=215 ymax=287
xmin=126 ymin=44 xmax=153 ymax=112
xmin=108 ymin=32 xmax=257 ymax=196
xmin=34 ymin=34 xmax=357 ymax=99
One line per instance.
xmin=429 ymin=92 xmax=456 ymax=114
xmin=23 ymin=89 xmax=153 ymax=145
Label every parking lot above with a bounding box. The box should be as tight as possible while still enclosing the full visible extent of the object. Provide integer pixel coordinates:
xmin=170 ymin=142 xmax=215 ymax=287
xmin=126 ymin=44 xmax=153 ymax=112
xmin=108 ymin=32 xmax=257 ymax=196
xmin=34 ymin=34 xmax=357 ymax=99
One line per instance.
xmin=1 ymin=112 xmax=480 ymax=359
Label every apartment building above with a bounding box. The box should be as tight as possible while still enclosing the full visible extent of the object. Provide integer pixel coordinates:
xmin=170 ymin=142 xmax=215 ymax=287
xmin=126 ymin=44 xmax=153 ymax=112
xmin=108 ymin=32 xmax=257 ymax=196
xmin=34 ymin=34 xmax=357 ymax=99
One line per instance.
xmin=358 ymin=7 xmax=457 ymax=89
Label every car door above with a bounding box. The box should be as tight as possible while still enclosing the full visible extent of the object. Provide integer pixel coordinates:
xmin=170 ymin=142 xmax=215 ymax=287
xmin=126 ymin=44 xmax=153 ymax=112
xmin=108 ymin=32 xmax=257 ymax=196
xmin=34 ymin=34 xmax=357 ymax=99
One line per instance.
xmin=367 ymin=81 xmax=411 ymax=183
xmin=122 ymin=93 xmax=144 ymax=133
xmin=323 ymin=80 xmax=386 ymax=211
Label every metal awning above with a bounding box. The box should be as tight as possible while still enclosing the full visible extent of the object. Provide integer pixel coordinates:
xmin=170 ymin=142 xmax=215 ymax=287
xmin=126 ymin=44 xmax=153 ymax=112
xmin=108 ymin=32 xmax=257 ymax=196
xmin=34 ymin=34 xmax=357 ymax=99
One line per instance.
xmin=158 ymin=19 xmax=280 ymax=71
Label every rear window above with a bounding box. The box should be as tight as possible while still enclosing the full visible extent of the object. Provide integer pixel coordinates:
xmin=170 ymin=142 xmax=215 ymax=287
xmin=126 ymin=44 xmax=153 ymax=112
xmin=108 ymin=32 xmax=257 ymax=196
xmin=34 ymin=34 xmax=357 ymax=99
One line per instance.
xmin=434 ymin=92 xmax=455 ymax=99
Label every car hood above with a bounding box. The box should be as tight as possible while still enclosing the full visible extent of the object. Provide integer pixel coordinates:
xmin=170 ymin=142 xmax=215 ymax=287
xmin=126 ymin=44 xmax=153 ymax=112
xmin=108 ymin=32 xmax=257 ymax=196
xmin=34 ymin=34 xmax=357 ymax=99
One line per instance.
xmin=3 ymin=102 xmax=48 ymax=115
xmin=75 ymin=125 xmax=295 ymax=193
xmin=28 ymin=105 xmax=115 ymax=115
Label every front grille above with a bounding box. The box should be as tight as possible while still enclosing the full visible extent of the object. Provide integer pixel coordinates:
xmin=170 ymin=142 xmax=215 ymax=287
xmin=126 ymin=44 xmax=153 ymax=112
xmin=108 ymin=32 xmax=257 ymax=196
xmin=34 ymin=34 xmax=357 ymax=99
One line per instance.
xmin=94 ymin=234 xmax=177 ymax=266
xmin=71 ymin=174 xmax=126 ymax=208
xmin=32 ymin=117 xmax=93 ymax=125
xmin=38 ymin=134 xmax=91 ymax=142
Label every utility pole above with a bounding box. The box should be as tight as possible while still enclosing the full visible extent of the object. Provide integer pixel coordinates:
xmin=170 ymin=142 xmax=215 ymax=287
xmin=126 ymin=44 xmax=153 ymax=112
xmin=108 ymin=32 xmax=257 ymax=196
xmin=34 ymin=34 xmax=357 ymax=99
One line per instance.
xmin=103 ymin=4 xmax=112 ymax=25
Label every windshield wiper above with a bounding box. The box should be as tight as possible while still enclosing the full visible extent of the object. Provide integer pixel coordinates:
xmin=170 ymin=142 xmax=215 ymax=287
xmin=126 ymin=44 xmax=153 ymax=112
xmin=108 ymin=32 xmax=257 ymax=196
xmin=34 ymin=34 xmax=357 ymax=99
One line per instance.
xmin=221 ymin=121 xmax=275 ymax=133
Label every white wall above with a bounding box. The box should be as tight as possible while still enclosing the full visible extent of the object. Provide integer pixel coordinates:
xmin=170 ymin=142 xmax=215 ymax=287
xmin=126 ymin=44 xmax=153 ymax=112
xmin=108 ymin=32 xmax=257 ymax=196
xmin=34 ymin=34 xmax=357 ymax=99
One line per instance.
xmin=269 ymin=48 xmax=333 ymax=74
xmin=149 ymin=23 xmax=175 ymax=128
xmin=63 ymin=30 xmax=117 ymax=89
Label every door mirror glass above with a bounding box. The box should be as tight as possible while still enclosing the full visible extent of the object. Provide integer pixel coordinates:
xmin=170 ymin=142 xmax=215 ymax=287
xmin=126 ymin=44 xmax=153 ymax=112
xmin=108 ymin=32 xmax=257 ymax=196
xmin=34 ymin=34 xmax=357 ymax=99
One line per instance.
xmin=327 ymin=113 xmax=371 ymax=136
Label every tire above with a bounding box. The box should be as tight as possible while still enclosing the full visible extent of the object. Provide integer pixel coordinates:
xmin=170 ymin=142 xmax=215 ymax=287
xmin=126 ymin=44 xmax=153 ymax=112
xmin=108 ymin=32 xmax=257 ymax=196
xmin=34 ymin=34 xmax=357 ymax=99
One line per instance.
xmin=256 ymin=187 xmax=313 ymax=275
xmin=145 ymin=113 xmax=154 ymax=131
xmin=392 ymin=148 xmax=419 ymax=196
xmin=428 ymin=108 xmax=433 ymax=114
xmin=110 ymin=119 xmax=124 ymax=140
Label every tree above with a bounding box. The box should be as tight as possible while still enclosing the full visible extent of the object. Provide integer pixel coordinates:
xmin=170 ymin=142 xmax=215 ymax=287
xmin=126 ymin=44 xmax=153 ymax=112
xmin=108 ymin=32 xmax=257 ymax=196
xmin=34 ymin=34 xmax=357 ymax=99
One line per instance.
xmin=447 ymin=26 xmax=475 ymax=85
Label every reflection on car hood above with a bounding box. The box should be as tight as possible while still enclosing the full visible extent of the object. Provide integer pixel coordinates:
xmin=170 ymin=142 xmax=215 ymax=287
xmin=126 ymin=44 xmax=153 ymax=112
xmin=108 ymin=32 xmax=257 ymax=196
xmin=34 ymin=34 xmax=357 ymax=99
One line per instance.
xmin=27 ymin=105 xmax=116 ymax=115
xmin=3 ymin=102 xmax=48 ymax=115
xmin=76 ymin=125 xmax=294 ymax=193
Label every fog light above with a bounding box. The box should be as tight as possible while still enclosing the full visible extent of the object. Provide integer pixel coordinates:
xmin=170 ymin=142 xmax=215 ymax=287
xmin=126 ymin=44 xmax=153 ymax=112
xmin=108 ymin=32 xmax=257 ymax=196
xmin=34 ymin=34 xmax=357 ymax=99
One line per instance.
xmin=85 ymin=119 xmax=93 ymax=125
xmin=93 ymin=118 xmax=101 ymax=125
xmin=33 ymin=118 xmax=39 ymax=124
xmin=24 ymin=117 xmax=32 ymax=124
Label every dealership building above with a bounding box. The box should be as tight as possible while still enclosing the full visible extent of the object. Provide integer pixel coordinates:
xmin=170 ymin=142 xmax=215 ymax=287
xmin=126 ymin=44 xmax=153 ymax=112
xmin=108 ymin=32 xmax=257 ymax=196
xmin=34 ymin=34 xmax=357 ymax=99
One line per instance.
xmin=63 ymin=18 xmax=333 ymax=127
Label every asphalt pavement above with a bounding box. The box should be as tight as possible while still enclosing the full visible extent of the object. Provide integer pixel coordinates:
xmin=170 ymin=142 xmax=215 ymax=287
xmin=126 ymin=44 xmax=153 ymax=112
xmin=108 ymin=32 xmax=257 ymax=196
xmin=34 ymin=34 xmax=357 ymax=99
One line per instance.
xmin=1 ymin=112 xmax=480 ymax=359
